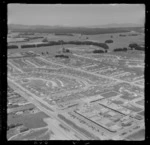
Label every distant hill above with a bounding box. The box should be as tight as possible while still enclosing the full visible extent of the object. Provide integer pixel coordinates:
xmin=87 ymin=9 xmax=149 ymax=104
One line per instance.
xmin=8 ymin=24 xmax=144 ymax=35
xmin=85 ymin=23 xmax=144 ymax=28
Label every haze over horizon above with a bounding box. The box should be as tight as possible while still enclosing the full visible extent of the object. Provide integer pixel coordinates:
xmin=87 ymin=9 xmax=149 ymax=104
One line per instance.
xmin=8 ymin=4 xmax=145 ymax=27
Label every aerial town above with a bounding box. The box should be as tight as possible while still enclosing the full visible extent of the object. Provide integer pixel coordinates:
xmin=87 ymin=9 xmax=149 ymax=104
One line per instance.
xmin=7 ymin=4 xmax=145 ymax=140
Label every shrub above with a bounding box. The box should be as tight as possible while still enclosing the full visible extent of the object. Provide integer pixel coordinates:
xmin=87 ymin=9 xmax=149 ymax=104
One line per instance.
xmin=55 ymin=54 xmax=69 ymax=58
xmin=93 ymin=50 xmax=104 ymax=53
xmin=105 ymin=40 xmax=113 ymax=43
xmin=114 ymin=47 xmax=127 ymax=52
xmin=8 ymin=45 xmax=18 ymax=49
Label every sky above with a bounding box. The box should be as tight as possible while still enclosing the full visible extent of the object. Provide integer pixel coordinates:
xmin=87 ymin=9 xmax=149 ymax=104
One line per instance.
xmin=8 ymin=4 xmax=145 ymax=26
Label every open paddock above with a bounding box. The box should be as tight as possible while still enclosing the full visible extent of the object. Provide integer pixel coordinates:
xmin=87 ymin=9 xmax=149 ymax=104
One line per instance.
xmin=111 ymin=99 xmax=124 ymax=105
xmin=8 ymin=112 xmax=49 ymax=130
xmin=100 ymin=91 xmax=120 ymax=98
xmin=120 ymin=94 xmax=141 ymax=101
xmin=67 ymin=58 xmax=95 ymax=68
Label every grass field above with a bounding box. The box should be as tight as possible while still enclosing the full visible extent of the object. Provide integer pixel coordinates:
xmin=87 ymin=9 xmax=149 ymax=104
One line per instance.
xmin=8 ymin=112 xmax=49 ymax=129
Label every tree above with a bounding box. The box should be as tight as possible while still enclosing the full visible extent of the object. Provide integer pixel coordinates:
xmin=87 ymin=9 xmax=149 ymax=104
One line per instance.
xmin=65 ymin=49 xmax=70 ymax=53
xmin=128 ymin=43 xmax=144 ymax=51
xmin=42 ymin=38 xmax=48 ymax=42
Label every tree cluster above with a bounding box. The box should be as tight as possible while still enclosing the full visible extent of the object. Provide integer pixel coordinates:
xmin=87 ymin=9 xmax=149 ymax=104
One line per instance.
xmin=8 ymin=45 xmax=18 ymax=49
xmin=62 ymin=47 xmax=70 ymax=53
xmin=93 ymin=49 xmax=105 ymax=53
xmin=54 ymin=33 xmax=74 ymax=36
xmin=21 ymin=44 xmax=36 ymax=48
xmin=129 ymin=43 xmax=144 ymax=51
xmin=105 ymin=40 xmax=113 ymax=43
xmin=128 ymin=34 xmax=138 ymax=36
xmin=55 ymin=54 xmax=69 ymax=58
xmin=20 ymin=40 xmax=109 ymax=49
xmin=119 ymin=34 xmax=126 ymax=37
xmin=113 ymin=47 xmax=128 ymax=52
